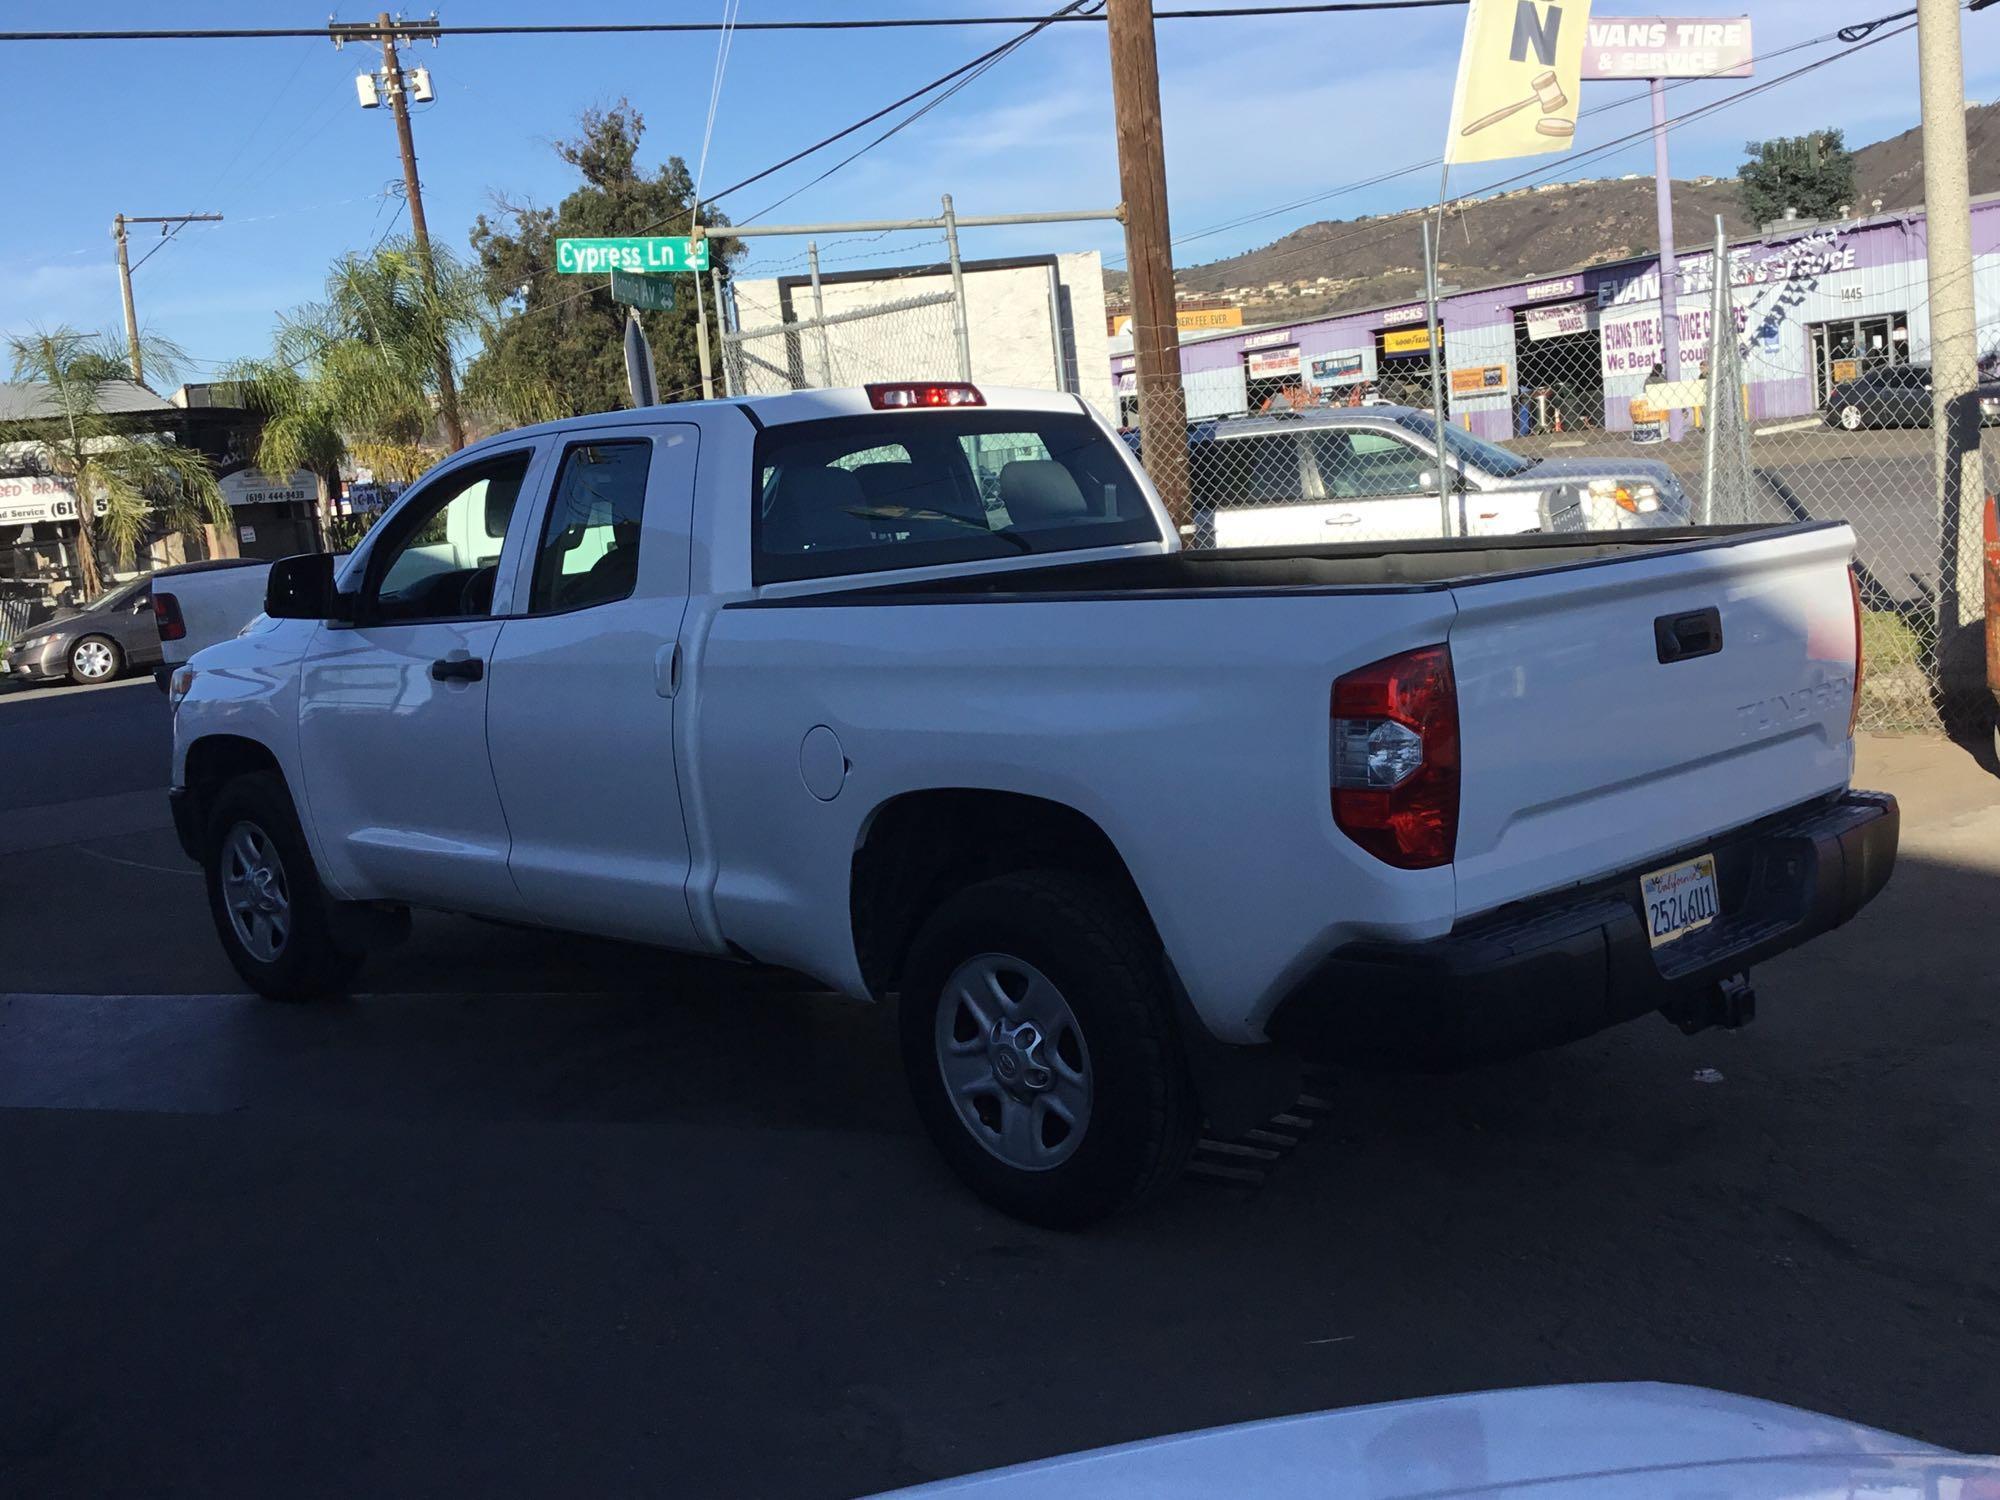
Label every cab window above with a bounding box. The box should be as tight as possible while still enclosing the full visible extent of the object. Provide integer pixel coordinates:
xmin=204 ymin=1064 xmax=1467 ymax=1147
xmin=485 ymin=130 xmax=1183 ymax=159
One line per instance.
xmin=527 ymin=440 xmax=653 ymax=613
xmin=362 ymin=453 xmax=531 ymax=624
xmin=752 ymin=410 xmax=1158 ymax=584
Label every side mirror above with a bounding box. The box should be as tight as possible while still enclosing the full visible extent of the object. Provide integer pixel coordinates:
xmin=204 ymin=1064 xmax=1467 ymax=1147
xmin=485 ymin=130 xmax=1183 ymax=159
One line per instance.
xmin=264 ymin=552 xmax=337 ymax=620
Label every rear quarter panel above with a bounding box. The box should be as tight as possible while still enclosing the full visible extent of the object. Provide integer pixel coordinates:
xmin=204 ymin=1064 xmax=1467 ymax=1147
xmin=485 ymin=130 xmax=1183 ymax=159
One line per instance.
xmin=689 ymin=587 xmax=1459 ymax=1042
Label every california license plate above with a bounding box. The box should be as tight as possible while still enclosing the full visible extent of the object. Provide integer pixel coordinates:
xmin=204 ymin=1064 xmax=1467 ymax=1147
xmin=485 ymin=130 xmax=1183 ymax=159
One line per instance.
xmin=1640 ymin=853 xmax=1720 ymax=948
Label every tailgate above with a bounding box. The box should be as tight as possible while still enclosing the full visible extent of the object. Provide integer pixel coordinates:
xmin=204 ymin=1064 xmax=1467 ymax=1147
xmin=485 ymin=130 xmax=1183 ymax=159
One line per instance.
xmin=1447 ymin=524 xmax=1859 ymax=919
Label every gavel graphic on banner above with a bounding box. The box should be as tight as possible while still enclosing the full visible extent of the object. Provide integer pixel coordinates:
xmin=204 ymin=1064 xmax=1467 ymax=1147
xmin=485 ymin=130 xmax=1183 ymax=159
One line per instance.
xmin=1460 ymin=70 xmax=1574 ymax=138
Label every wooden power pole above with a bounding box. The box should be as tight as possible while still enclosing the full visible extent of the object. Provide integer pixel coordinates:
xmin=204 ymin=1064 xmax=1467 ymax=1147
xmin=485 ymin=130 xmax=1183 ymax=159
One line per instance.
xmin=111 ymin=212 xmax=223 ymax=386
xmin=1106 ymin=0 xmax=1190 ymax=534
xmin=337 ymin=12 xmax=466 ymax=451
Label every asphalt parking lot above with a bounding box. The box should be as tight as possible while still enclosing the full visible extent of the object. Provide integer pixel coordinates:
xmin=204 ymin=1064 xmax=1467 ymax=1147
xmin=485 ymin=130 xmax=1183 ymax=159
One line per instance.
xmin=2 ymin=678 xmax=1998 ymax=1498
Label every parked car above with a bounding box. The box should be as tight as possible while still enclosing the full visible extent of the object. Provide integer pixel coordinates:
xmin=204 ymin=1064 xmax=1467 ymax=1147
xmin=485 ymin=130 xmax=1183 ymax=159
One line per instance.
xmin=168 ymin=383 xmax=1894 ymax=1225
xmin=1823 ymin=363 xmax=1933 ymax=429
xmin=3 ymin=573 xmax=162 ymax=685
xmin=1187 ymin=406 xmax=1691 ymax=548
xmin=150 ymin=555 xmax=277 ymax=689
xmin=863 ymin=1382 xmax=1987 ymax=1498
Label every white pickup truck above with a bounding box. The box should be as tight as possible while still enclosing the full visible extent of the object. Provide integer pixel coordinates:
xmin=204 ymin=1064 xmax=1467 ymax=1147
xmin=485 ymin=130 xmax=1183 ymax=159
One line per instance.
xmin=167 ymin=383 xmax=1896 ymax=1226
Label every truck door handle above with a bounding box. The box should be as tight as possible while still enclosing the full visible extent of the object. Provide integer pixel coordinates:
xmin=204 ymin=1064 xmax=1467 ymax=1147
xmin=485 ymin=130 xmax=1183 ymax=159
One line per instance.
xmin=430 ymin=655 xmax=484 ymax=683
xmin=1654 ymin=607 xmax=1723 ymax=664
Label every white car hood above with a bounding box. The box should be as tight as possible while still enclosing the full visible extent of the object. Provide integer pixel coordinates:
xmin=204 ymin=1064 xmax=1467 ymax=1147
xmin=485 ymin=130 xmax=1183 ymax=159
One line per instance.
xmin=866 ymin=1384 xmax=1983 ymax=1499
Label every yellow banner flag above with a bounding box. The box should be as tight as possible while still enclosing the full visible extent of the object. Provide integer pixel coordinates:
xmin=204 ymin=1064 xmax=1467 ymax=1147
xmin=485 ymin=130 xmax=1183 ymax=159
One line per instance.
xmin=1444 ymin=0 xmax=1591 ymax=165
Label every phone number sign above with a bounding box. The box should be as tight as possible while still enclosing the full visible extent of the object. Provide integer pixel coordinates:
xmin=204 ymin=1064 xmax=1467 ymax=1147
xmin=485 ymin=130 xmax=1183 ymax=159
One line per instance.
xmin=555 ymin=236 xmax=709 ymax=275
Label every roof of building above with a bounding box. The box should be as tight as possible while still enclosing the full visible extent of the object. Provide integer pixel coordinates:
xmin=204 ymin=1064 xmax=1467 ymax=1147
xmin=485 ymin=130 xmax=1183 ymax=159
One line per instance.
xmin=1110 ymin=187 xmax=2000 ymax=367
xmin=0 ymin=379 xmax=177 ymax=422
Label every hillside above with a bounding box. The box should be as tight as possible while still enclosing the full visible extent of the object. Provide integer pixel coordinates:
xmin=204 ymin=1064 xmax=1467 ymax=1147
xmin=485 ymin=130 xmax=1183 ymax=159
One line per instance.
xmin=1110 ymin=102 xmax=2000 ymax=323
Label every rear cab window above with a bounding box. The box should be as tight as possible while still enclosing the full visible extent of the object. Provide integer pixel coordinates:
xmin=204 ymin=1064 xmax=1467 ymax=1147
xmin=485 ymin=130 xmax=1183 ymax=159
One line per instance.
xmin=752 ymin=410 xmax=1160 ymax=584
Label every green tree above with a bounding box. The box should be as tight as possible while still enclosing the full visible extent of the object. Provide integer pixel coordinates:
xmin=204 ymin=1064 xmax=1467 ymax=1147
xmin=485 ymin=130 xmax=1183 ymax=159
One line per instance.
xmin=230 ymin=236 xmax=518 ymax=544
xmin=468 ymin=101 xmax=737 ymax=417
xmin=1737 ymin=130 xmax=1857 ymax=226
xmin=1 ymin=328 xmax=226 ymax=600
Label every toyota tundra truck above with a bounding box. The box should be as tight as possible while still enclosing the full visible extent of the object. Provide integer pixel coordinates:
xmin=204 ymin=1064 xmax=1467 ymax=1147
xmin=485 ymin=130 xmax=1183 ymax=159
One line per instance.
xmin=166 ymin=383 xmax=1896 ymax=1226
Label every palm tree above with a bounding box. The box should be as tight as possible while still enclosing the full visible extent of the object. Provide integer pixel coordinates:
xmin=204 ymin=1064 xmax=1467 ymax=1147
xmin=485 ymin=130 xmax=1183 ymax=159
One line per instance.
xmin=2 ymin=328 xmax=226 ymax=600
xmin=230 ymin=237 xmax=548 ymax=538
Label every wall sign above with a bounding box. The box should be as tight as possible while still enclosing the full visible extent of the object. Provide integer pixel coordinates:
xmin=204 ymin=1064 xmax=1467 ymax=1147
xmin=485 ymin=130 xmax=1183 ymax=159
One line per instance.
xmin=1450 ymin=363 xmax=1512 ymax=397
xmin=1525 ymin=301 xmax=1592 ymax=341
xmin=1310 ymin=351 xmax=1367 ymax=386
xmin=1382 ymin=326 xmax=1442 ymax=356
xmin=1245 ymin=346 xmax=1302 ymax=379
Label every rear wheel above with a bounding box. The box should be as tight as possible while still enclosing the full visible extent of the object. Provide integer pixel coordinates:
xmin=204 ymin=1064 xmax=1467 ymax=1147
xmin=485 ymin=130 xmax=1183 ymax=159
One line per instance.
xmin=899 ymin=871 xmax=1198 ymax=1228
xmin=202 ymin=771 xmax=363 ymax=1000
xmin=67 ymin=634 xmax=122 ymax=684
xmin=1839 ymin=404 xmax=1864 ymax=431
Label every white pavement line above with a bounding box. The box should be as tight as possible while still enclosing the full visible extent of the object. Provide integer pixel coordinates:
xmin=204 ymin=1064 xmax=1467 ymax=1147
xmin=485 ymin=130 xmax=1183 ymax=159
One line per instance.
xmin=71 ymin=844 xmax=200 ymax=877
xmin=1754 ymin=419 xmax=1826 ymax=436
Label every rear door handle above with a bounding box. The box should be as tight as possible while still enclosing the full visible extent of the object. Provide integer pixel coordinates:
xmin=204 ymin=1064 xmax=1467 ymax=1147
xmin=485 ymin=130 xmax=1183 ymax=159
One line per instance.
xmin=430 ymin=656 xmax=484 ymax=683
xmin=1654 ymin=607 xmax=1723 ymax=664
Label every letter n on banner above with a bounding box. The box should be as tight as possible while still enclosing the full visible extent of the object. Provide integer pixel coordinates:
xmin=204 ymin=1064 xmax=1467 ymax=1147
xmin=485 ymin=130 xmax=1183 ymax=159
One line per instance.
xmin=1444 ymin=0 xmax=1592 ymax=166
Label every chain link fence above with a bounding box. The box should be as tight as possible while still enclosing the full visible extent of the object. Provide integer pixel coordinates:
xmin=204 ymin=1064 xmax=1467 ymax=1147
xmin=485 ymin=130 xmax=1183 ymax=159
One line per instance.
xmin=1131 ymin=221 xmax=1999 ymax=736
xmin=721 ymin=290 xmax=963 ymax=397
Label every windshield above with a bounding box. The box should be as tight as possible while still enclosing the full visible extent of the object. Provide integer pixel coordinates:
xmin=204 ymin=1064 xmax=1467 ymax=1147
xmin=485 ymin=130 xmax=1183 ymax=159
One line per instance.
xmin=85 ymin=577 xmax=148 ymax=612
xmin=1394 ymin=411 xmax=1538 ymax=478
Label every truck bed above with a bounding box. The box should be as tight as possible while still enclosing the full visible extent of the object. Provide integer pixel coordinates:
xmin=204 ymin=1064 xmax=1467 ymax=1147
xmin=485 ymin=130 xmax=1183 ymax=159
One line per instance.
xmin=801 ymin=524 xmax=1804 ymax=600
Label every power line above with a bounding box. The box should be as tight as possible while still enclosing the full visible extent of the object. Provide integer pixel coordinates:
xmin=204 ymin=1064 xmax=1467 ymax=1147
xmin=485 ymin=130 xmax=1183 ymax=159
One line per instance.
xmin=1164 ymin=19 xmax=1922 ymax=295
xmin=1111 ymin=11 xmax=1914 ymax=270
xmin=735 ymin=2 xmax=1103 ymax=226
xmin=0 ymin=6 xmax=1468 ymax=43
xmin=479 ymin=0 xmax=1087 ymax=344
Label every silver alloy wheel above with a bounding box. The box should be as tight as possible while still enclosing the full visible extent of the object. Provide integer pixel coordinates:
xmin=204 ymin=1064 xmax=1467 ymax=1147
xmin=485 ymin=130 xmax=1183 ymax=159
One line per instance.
xmin=222 ymin=820 xmax=292 ymax=963
xmin=934 ymin=953 xmax=1092 ymax=1172
xmin=1840 ymin=405 xmax=1863 ymax=431
xmin=71 ymin=638 xmax=116 ymax=680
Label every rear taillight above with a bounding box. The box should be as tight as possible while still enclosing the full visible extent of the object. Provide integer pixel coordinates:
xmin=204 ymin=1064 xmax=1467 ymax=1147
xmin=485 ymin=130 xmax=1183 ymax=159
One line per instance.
xmin=1331 ymin=644 xmax=1459 ymax=869
xmin=153 ymin=591 xmax=186 ymax=642
xmin=1847 ymin=565 xmax=1864 ymax=738
xmin=865 ymin=381 xmax=984 ymax=409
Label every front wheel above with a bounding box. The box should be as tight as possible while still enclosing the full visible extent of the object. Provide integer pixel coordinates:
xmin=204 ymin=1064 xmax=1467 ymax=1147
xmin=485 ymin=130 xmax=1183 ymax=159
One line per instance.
xmin=67 ymin=634 xmax=122 ymax=684
xmin=202 ymin=771 xmax=363 ymax=1000
xmin=899 ymin=871 xmax=1199 ymax=1228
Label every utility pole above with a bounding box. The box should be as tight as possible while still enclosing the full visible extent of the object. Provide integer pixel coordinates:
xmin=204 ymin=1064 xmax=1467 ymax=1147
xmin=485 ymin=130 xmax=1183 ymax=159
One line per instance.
xmin=111 ymin=212 xmax=222 ymax=386
xmin=1106 ymin=0 xmax=1190 ymax=534
xmin=336 ymin=12 xmax=465 ymax=451
xmin=1915 ymin=0 xmax=1983 ymax=717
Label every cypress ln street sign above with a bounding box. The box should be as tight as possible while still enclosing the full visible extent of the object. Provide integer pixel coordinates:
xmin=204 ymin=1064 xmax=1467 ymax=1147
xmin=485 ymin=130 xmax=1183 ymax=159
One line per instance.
xmin=555 ymin=236 xmax=708 ymax=274
xmin=610 ymin=270 xmax=677 ymax=312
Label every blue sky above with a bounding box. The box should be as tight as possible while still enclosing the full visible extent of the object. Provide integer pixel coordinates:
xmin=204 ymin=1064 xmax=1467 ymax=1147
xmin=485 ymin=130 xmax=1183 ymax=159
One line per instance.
xmin=2 ymin=0 xmax=1990 ymax=383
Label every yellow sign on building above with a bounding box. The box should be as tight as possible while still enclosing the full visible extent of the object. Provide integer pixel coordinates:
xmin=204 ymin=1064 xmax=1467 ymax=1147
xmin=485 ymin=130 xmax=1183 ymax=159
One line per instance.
xmin=1109 ymin=307 xmax=1244 ymax=337
xmin=1445 ymin=0 xmax=1592 ymax=165
xmin=1383 ymin=326 xmax=1442 ymax=355
xmin=1178 ymin=307 xmax=1243 ymax=331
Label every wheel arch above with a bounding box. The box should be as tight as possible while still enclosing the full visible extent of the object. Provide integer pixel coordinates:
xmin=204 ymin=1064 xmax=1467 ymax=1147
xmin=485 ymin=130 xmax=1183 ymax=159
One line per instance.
xmin=179 ymin=734 xmax=288 ymax=843
xmin=849 ymin=787 xmax=1155 ymax=1000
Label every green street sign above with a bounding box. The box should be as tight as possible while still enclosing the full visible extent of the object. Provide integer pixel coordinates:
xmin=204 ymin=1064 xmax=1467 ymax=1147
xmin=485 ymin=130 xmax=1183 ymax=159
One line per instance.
xmin=610 ymin=269 xmax=677 ymax=312
xmin=555 ymin=235 xmax=708 ymax=275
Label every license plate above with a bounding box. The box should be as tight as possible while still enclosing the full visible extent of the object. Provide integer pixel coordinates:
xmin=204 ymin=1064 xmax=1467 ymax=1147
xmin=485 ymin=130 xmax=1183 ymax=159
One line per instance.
xmin=1640 ymin=853 xmax=1720 ymax=948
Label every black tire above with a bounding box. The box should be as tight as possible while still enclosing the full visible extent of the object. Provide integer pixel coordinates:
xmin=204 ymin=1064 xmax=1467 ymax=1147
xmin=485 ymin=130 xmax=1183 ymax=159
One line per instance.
xmin=202 ymin=771 xmax=363 ymax=1001
xmin=67 ymin=634 xmax=123 ymax=685
xmin=899 ymin=871 xmax=1199 ymax=1228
